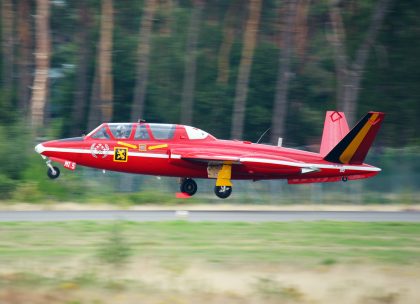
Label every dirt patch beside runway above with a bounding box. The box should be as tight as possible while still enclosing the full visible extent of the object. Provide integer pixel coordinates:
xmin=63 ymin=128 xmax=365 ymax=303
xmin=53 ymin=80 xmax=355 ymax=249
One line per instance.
xmin=1 ymin=259 xmax=419 ymax=304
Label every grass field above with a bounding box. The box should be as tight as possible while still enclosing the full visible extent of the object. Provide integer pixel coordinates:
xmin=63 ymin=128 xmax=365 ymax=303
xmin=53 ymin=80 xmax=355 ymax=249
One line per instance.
xmin=1 ymin=221 xmax=420 ymax=303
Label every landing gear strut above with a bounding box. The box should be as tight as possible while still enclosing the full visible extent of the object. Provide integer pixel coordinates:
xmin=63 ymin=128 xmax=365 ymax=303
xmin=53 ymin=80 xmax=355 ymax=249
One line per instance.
xmin=46 ymin=160 xmax=60 ymax=179
xmin=214 ymin=186 xmax=232 ymax=199
xmin=180 ymin=178 xmax=197 ymax=196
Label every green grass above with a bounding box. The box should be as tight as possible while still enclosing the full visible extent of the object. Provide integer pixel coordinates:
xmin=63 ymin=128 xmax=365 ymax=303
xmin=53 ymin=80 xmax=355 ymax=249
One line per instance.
xmin=0 ymin=221 xmax=420 ymax=266
xmin=1 ymin=221 xmax=420 ymax=304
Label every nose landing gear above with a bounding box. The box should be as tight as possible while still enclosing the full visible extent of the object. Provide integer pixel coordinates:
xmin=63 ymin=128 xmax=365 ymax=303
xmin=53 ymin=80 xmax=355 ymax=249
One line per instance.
xmin=46 ymin=160 xmax=60 ymax=179
xmin=47 ymin=166 xmax=60 ymax=179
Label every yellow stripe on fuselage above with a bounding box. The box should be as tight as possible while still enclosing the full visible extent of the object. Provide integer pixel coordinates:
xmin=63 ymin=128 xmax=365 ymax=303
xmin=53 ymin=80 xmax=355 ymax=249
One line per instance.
xmin=148 ymin=144 xmax=168 ymax=150
xmin=117 ymin=141 xmax=138 ymax=149
xmin=339 ymin=113 xmax=379 ymax=164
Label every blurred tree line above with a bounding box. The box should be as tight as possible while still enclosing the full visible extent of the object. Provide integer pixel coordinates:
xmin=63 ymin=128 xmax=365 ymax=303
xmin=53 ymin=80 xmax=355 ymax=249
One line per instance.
xmin=0 ymin=0 xmax=419 ymax=148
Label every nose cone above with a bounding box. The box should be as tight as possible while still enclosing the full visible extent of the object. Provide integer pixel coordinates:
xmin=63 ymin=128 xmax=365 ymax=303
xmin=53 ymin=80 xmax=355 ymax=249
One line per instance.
xmin=35 ymin=143 xmax=45 ymax=154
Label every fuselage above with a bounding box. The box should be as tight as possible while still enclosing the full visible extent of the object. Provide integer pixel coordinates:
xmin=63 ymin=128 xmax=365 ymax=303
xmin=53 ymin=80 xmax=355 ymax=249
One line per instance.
xmin=35 ymin=122 xmax=380 ymax=183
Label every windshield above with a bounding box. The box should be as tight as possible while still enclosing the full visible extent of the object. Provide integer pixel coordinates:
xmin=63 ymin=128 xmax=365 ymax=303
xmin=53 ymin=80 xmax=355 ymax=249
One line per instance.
xmin=90 ymin=126 xmax=111 ymax=139
xmin=184 ymin=126 xmax=210 ymax=140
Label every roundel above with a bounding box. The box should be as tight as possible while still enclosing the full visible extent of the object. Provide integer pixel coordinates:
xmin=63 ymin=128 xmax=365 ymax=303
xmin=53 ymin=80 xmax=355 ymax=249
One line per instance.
xmin=90 ymin=143 xmax=110 ymax=159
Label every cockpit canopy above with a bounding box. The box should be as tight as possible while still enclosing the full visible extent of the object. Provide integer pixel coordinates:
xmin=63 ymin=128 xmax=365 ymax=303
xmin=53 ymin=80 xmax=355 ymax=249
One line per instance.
xmin=87 ymin=123 xmax=215 ymax=141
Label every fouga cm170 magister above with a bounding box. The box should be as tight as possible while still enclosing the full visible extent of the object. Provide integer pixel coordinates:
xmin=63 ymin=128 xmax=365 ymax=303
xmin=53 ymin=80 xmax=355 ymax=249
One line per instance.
xmin=35 ymin=111 xmax=384 ymax=199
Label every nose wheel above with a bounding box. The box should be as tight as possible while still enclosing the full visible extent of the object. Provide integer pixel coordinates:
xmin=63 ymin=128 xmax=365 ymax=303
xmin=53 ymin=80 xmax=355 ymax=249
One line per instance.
xmin=47 ymin=166 xmax=60 ymax=179
xmin=214 ymin=186 xmax=232 ymax=199
xmin=45 ymin=160 xmax=60 ymax=179
xmin=180 ymin=178 xmax=198 ymax=196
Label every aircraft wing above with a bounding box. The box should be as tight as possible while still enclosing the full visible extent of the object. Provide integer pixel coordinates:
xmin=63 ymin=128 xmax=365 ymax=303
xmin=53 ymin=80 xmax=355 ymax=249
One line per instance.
xmin=170 ymin=148 xmax=318 ymax=174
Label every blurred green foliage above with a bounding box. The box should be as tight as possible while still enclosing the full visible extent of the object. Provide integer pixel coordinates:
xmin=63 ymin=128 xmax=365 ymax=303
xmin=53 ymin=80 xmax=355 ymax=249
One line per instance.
xmin=1 ymin=0 xmax=417 ymax=146
xmin=0 ymin=122 xmax=30 ymax=198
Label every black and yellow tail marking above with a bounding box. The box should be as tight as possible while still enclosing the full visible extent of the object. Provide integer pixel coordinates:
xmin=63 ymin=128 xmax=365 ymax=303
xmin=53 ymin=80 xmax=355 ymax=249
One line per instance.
xmin=324 ymin=112 xmax=384 ymax=165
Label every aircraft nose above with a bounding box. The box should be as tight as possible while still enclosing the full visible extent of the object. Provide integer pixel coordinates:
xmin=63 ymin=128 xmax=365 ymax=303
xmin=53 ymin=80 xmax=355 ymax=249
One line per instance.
xmin=35 ymin=143 xmax=45 ymax=154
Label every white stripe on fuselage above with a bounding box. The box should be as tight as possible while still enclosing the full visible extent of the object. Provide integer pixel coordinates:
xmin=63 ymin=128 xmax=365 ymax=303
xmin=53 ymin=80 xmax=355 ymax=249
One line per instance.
xmin=38 ymin=146 xmax=169 ymax=159
xmin=238 ymin=157 xmax=381 ymax=172
xmin=36 ymin=145 xmax=380 ymax=172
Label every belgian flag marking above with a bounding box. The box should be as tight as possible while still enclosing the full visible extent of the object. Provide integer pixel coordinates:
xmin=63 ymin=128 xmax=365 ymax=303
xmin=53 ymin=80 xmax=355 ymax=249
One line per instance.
xmin=324 ymin=112 xmax=384 ymax=165
xmin=114 ymin=147 xmax=128 ymax=162
xmin=338 ymin=113 xmax=379 ymax=164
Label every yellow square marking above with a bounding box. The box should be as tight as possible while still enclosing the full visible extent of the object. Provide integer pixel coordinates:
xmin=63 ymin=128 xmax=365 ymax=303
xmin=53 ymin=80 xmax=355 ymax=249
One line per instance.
xmin=114 ymin=147 xmax=128 ymax=162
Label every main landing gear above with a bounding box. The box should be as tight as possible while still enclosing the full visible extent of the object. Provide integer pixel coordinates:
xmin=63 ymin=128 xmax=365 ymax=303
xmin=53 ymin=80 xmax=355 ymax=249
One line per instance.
xmin=179 ymin=178 xmax=233 ymax=199
xmin=214 ymin=186 xmax=232 ymax=199
xmin=46 ymin=160 xmax=60 ymax=179
xmin=180 ymin=178 xmax=198 ymax=196
xmin=180 ymin=162 xmax=234 ymax=198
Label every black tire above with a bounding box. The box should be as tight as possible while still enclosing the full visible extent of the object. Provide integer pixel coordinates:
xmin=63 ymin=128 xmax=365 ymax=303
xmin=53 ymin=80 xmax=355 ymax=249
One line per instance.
xmin=342 ymin=176 xmax=348 ymax=182
xmin=47 ymin=166 xmax=60 ymax=179
xmin=180 ymin=178 xmax=197 ymax=196
xmin=214 ymin=186 xmax=232 ymax=199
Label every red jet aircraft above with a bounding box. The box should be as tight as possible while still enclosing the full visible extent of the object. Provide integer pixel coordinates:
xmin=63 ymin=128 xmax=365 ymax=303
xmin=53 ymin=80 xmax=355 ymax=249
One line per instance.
xmin=35 ymin=111 xmax=384 ymax=198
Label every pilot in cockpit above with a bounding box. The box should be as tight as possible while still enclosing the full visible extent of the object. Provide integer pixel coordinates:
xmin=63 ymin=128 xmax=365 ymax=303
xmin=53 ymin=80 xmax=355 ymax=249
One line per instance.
xmin=116 ymin=124 xmax=130 ymax=139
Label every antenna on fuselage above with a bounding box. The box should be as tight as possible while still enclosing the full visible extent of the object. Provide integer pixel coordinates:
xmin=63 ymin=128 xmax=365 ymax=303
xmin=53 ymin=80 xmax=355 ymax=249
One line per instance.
xmin=138 ymin=119 xmax=146 ymax=123
xmin=256 ymin=128 xmax=271 ymax=144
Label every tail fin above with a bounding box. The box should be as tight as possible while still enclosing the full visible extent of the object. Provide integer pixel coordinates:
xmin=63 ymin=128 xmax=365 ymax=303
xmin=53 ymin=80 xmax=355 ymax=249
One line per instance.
xmin=320 ymin=111 xmax=350 ymax=156
xmin=323 ymin=112 xmax=385 ymax=165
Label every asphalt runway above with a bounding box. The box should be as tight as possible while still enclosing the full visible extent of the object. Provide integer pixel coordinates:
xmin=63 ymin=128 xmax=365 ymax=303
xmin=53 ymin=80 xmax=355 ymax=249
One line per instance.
xmin=0 ymin=210 xmax=419 ymax=222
